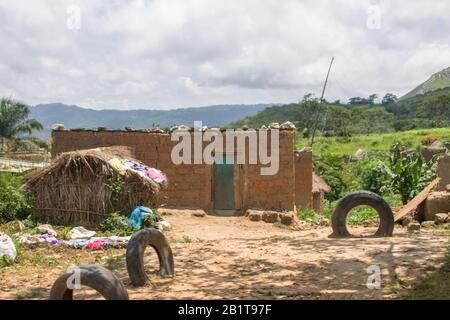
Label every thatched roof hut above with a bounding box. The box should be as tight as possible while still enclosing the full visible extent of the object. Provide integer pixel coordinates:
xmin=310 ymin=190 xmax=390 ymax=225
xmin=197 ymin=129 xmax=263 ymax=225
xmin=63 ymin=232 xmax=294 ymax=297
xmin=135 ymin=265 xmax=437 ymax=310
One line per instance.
xmin=312 ymin=173 xmax=331 ymax=194
xmin=23 ymin=147 xmax=165 ymax=227
xmin=312 ymin=173 xmax=331 ymax=214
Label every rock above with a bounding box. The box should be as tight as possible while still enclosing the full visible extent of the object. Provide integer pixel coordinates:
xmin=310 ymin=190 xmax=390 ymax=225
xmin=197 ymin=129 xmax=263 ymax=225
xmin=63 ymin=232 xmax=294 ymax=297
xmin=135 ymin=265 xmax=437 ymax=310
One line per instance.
xmin=424 ymin=192 xmax=450 ymax=221
xmin=422 ymin=145 xmax=447 ymax=162
xmin=434 ymin=213 xmax=449 ymax=225
xmin=268 ymin=122 xmax=280 ymax=129
xmin=280 ymin=121 xmax=296 ymax=130
xmin=407 ymin=222 xmax=421 ymax=232
xmin=353 ymin=148 xmax=367 ymax=160
xmin=51 ymin=123 xmax=65 ymax=131
xmin=262 ymin=211 xmax=279 ymax=223
xmin=437 ymin=155 xmax=450 ymax=191
xmin=248 ymin=212 xmax=262 ymax=222
xmin=421 ymin=221 xmax=436 ymax=228
xmin=0 ymin=235 xmax=17 ymax=261
xmin=156 ymin=220 xmax=172 ymax=231
xmin=280 ymin=213 xmax=295 ymax=225
xmin=192 ymin=211 xmax=206 ymax=218
xmin=37 ymin=224 xmax=57 ymax=236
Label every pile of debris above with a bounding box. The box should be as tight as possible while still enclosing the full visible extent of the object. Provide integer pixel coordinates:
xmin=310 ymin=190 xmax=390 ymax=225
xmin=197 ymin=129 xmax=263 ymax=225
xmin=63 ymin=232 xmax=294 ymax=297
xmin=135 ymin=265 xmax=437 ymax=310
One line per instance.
xmin=396 ymin=154 xmax=450 ymax=231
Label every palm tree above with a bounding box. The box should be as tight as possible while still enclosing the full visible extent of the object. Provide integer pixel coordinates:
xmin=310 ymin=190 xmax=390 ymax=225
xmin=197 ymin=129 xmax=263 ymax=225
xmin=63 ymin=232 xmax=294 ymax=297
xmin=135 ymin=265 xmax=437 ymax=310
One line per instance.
xmin=0 ymin=98 xmax=43 ymax=150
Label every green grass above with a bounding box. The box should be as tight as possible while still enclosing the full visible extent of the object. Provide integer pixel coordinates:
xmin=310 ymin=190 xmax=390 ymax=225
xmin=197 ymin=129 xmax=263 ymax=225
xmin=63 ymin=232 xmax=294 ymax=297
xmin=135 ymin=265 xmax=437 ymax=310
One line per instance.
xmin=298 ymin=194 xmax=403 ymax=226
xmin=296 ymin=128 xmax=450 ymax=157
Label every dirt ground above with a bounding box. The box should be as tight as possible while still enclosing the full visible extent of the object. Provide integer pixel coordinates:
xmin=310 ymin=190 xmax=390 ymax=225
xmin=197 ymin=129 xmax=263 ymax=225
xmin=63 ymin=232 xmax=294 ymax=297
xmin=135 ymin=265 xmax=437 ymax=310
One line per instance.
xmin=0 ymin=209 xmax=449 ymax=300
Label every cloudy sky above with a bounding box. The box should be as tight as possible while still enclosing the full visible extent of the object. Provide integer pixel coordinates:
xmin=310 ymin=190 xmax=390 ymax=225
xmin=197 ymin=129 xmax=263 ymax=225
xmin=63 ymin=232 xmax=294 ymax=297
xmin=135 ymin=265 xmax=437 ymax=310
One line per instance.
xmin=0 ymin=0 xmax=449 ymax=110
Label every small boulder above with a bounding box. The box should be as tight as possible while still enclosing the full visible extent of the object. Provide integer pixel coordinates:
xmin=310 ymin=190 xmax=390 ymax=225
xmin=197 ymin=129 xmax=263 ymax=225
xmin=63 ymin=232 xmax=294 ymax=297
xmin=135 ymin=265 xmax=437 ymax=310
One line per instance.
xmin=156 ymin=220 xmax=172 ymax=231
xmin=407 ymin=222 xmax=421 ymax=232
xmin=248 ymin=212 xmax=262 ymax=222
xmin=434 ymin=213 xmax=448 ymax=225
xmin=262 ymin=211 xmax=279 ymax=223
xmin=353 ymin=148 xmax=367 ymax=160
xmin=280 ymin=213 xmax=295 ymax=225
xmin=192 ymin=211 xmax=206 ymax=218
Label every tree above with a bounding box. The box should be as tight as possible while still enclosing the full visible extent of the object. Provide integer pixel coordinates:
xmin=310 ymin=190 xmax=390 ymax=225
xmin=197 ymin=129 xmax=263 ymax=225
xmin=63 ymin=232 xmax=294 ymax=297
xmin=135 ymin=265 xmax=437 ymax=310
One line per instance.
xmin=352 ymin=106 xmax=395 ymax=134
xmin=416 ymin=94 xmax=450 ymax=127
xmin=382 ymin=93 xmax=398 ymax=105
xmin=368 ymin=94 xmax=378 ymax=105
xmin=0 ymin=98 xmax=43 ymax=150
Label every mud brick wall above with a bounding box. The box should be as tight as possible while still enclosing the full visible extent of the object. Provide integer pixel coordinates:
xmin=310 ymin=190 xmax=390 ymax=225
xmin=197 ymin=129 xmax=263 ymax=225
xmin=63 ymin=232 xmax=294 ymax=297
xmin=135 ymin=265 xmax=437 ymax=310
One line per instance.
xmin=52 ymin=129 xmax=301 ymax=211
xmin=240 ymin=131 xmax=295 ymax=210
xmin=295 ymin=149 xmax=313 ymax=210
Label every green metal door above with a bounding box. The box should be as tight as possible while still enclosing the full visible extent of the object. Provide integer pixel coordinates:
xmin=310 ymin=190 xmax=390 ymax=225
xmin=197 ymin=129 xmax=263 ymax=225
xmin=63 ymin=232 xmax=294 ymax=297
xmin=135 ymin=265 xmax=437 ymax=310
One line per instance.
xmin=214 ymin=154 xmax=234 ymax=210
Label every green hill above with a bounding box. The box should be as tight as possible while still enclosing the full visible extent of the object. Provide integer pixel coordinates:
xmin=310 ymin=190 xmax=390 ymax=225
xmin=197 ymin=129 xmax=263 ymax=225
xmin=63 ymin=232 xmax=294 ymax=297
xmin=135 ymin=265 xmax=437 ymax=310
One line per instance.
xmin=400 ymin=67 xmax=450 ymax=100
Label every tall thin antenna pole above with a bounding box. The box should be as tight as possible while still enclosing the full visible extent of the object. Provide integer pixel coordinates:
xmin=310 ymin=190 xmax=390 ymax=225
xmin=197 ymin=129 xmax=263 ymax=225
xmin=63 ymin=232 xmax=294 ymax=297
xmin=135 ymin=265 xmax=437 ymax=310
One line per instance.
xmin=310 ymin=56 xmax=334 ymax=147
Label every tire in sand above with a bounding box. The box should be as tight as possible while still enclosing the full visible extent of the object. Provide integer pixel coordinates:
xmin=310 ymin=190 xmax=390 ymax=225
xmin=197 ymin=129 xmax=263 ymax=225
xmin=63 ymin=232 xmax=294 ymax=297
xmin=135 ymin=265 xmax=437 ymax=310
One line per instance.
xmin=126 ymin=228 xmax=174 ymax=287
xmin=330 ymin=191 xmax=394 ymax=238
xmin=49 ymin=264 xmax=129 ymax=300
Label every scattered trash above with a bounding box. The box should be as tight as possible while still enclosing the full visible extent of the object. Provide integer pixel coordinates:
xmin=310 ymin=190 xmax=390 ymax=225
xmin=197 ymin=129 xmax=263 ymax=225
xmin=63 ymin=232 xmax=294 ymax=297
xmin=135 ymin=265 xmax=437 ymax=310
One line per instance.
xmin=128 ymin=206 xmax=155 ymax=228
xmin=37 ymin=224 xmax=58 ymax=236
xmin=67 ymin=226 xmax=96 ymax=240
xmin=0 ymin=235 xmax=17 ymax=261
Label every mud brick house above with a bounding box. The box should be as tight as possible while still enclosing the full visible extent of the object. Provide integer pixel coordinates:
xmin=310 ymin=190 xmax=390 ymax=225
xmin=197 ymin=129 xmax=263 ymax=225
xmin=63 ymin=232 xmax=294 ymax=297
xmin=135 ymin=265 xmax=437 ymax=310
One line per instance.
xmin=51 ymin=127 xmax=314 ymax=213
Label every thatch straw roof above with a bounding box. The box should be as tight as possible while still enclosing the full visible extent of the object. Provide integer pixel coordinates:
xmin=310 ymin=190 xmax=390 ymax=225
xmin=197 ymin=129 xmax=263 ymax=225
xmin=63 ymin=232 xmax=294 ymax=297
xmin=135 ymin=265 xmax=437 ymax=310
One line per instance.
xmin=23 ymin=146 xmax=164 ymax=226
xmin=24 ymin=146 xmax=160 ymax=192
xmin=312 ymin=173 xmax=331 ymax=194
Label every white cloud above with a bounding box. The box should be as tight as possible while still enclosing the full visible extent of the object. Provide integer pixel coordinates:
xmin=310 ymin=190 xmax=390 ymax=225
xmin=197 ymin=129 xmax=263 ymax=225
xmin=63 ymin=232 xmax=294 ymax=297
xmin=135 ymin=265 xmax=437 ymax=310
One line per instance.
xmin=0 ymin=0 xmax=449 ymax=109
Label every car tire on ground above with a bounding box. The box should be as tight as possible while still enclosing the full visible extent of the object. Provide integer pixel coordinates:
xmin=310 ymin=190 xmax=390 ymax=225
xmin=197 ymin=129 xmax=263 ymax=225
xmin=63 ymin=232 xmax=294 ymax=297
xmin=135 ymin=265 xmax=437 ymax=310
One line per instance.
xmin=330 ymin=191 xmax=394 ymax=238
xmin=126 ymin=228 xmax=174 ymax=287
xmin=49 ymin=264 xmax=129 ymax=300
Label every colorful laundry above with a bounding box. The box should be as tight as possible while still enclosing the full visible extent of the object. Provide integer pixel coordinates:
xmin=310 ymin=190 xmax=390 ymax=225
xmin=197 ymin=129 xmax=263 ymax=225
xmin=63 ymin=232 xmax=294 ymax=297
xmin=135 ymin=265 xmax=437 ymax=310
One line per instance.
xmin=108 ymin=158 xmax=127 ymax=175
xmin=86 ymin=238 xmax=105 ymax=250
xmin=67 ymin=226 xmax=96 ymax=240
xmin=108 ymin=158 xmax=167 ymax=186
xmin=19 ymin=233 xmax=62 ymax=248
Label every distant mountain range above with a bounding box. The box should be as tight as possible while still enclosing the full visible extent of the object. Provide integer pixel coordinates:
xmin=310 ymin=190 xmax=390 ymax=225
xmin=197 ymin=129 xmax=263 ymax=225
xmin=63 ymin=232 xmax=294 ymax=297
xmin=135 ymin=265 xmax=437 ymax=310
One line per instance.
xmin=30 ymin=103 xmax=272 ymax=137
xmin=400 ymin=67 xmax=450 ymax=100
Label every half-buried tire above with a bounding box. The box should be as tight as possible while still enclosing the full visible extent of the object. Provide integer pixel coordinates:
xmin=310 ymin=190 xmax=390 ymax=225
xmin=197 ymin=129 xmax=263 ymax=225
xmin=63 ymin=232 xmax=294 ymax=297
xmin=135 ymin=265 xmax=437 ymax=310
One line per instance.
xmin=330 ymin=191 xmax=394 ymax=238
xmin=126 ymin=228 xmax=175 ymax=287
xmin=49 ymin=265 xmax=129 ymax=300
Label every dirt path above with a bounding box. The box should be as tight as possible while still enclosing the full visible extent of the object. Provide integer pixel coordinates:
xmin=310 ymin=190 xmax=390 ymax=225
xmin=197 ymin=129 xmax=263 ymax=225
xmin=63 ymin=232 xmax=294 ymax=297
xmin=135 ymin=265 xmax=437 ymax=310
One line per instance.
xmin=0 ymin=209 xmax=449 ymax=300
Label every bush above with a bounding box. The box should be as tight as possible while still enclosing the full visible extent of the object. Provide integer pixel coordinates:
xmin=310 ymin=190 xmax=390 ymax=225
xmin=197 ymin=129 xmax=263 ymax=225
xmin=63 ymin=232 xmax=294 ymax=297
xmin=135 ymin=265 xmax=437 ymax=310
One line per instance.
xmin=360 ymin=160 xmax=390 ymax=194
xmin=421 ymin=134 xmax=439 ymax=146
xmin=100 ymin=212 xmax=136 ymax=236
xmin=142 ymin=209 xmax=162 ymax=228
xmin=0 ymin=173 xmax=31 ymax=222
xmin=297 ymin=208 xmax=323 ymax=225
